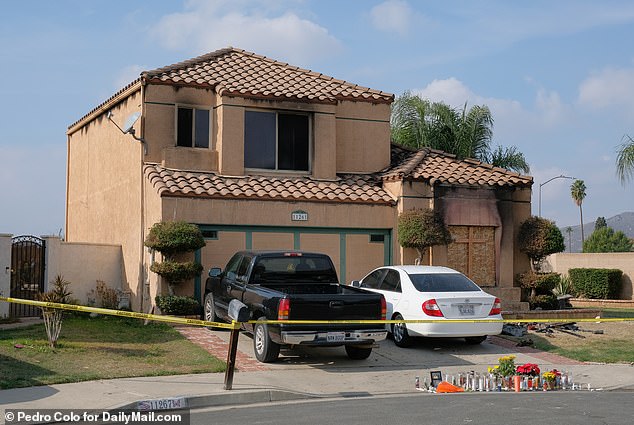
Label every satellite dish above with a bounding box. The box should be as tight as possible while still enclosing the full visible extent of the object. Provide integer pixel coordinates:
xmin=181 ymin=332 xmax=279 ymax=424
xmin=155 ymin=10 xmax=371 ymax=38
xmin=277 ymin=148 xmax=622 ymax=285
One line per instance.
xmin=122 ymin=112 xmax=141 ymax=134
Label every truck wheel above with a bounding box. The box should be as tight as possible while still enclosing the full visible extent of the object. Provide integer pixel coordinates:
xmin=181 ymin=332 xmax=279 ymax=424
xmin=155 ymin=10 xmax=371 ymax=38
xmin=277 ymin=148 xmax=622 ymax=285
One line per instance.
xmin=465 ymin=336 xmax=487 ymax=345
xmin=392 ymin=314 xmax=413 ymax=348
xmin=203 ymin=293 xmax=219 ymax=325
xmin=253 ymin=320 xmax=280 ymax=363
xmin=345 ymin=345 xmax=372 ymax=360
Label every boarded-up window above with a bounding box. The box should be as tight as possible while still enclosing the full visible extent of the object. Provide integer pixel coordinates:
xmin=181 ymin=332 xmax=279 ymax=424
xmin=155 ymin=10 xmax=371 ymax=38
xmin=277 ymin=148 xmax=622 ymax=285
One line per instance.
xmin=447 ymin=225 xmax=496 ymax=285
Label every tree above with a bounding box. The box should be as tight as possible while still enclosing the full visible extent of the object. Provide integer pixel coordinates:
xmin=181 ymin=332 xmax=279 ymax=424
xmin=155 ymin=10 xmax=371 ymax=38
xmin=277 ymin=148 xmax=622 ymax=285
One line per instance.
xmin=570 ymin=180 xmax=587 ymax=245
xmin=145 ymin=221 xmax=206 ymax=295
xmin=37 ymin=275 xmax=73 ymax=348
xmin=616 ymin=134 xmax=634 ymax=184
xmin=594 ymin=216 xmax=607 ymax=231
xmin=565 ymin=226 xmax=573 ymax=253
xmin=518 ymin=216 xmax=565 ymax=272
xmin=583 ymin=226 xmax=634 ymax=253
xmin=397 ymin=208 xmax=453 ymax=265
xmin=390 ymin=92 xmax=530 ymax=173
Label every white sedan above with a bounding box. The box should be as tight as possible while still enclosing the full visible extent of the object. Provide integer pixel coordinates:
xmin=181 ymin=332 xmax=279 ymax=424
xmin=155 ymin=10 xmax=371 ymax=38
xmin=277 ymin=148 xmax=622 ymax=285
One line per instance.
xmin=352 ymin=265 xmax=503 ymax=347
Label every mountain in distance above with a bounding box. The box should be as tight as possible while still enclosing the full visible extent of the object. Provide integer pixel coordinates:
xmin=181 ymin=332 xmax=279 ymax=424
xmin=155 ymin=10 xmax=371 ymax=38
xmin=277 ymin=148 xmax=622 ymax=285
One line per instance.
xmin=558 ymin=211 xmax=634 ymax=253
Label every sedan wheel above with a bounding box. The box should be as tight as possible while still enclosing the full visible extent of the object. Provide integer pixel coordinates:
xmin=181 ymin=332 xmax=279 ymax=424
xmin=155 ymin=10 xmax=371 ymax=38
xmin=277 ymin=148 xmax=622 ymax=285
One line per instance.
xmin=392 ymin=314 xmax=413 ymax=347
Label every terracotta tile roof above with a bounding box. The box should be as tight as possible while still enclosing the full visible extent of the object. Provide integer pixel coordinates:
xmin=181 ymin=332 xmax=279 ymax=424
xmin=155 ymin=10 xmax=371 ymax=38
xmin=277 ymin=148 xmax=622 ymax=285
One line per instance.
xmin=383 ymin=144 xmax=533 ymax=188
xmin=142 ymin=47 xmax=393 ymax=105
xmin=144 ymin=164 xmax=396 ymax=205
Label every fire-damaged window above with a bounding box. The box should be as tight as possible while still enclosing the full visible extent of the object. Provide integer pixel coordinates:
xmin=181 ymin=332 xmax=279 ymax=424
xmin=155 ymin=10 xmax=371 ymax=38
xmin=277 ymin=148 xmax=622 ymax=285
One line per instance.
xmin=244 ymin=110 xmax=310 ymax=171
xmin=177 ymin=106 xmax=210 ymax=148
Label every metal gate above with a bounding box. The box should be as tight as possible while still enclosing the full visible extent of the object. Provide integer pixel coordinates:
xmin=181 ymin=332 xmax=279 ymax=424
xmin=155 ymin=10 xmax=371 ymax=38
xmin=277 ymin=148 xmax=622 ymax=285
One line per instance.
xmin=10 ymin=235 xmax=46 ymax=317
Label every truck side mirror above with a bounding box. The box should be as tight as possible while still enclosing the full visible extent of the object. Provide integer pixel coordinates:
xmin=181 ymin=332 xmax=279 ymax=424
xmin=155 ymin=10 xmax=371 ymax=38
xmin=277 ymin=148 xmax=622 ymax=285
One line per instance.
xmin=208 ymin=267 xmax=222 ymax=277
xmin=351 ymin=280 xmax=361 ymax=287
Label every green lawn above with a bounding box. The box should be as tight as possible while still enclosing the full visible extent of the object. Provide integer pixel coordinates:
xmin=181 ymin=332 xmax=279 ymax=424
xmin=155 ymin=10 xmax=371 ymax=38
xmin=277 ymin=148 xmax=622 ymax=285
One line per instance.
xmin=0 ymin=314 xmax=225 ymax=389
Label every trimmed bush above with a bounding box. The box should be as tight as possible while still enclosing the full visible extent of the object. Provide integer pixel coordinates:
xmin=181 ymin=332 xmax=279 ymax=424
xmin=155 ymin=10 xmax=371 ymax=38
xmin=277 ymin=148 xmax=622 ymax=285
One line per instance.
xmin=529 ymin=294 xmax=558 ymax=310
xmin=145 ymin=221 xmax=205 ymax=256
xmin=398 ymin=208 xmax=452 ymax=265
xmin=150 ymin=261 xmax=203 ymax=284
xmin=155 ymin=295 xmax=201 ymax=316
xmin=568 ymin=268 xmax=623 ymax=299
xmin=518 ymin=216 xmax=564 ymax=271
xmin=516 ymin=271 xmax=560 ymax=303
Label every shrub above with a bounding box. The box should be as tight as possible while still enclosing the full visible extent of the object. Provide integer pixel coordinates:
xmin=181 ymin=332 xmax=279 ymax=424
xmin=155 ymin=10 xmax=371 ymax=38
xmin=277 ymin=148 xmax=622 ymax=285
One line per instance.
xmin=36 ymin=275 xmax=73 ymax=348
xmin=144 ymin=221 xmax=205 ymax=256
xmin=552 ymin=274 xmax=576 ymax=297
xmin=398 ymin=208 xmax=452 ymax=265
xmin=518 ymin=216 xmax=565 ymax=271
xmin=95 ymin=280 xmax=119 ymax=309
xmin=150 ymin=261 xmax=203 ymax=284
xmin=529 ymin=294 xmax=558 ymax=310
xmin=516 ymin=271 xmax=560 ymax=299
xmin=155 ymin=295 xmax=201 ymax=316
xmin=568 ymin=268 xmax=623 ymax=299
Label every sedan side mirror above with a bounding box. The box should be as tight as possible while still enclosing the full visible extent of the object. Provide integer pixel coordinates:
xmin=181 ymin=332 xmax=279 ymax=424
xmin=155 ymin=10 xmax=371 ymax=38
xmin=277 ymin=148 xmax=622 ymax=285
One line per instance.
xmin=208 ymin=267 xmax=222 ymax=278
xmin=351 ymin=280 xmax=361 ymax=288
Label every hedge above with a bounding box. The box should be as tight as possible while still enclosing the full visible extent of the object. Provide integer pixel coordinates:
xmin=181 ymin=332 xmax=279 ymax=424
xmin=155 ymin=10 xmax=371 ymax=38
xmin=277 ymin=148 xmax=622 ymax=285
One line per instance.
xmin=155 ymin=295 xmax=201 ymax=316
xmin=568 ymin=268 xmax=623 ymax=299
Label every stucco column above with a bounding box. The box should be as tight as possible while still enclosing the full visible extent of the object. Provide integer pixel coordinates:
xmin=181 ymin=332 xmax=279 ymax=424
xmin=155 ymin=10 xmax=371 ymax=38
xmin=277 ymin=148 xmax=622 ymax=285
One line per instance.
xmin=0 ymin=233 xmax=13 ymax=317
xmin=42 ymin=235 xmax=62 ymax=292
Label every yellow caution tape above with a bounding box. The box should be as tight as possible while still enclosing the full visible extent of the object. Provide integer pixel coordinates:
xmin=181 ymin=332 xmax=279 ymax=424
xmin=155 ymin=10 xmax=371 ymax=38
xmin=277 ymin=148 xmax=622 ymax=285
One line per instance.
xmin=0 ymin=296 xmax=239 ymax=330
xmin=2 ymin=296 xmax=633 ymax=325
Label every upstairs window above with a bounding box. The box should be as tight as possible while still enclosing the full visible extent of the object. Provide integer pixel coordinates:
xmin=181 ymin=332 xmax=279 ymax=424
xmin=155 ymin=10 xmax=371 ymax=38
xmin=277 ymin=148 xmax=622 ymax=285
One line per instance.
xmin=177 ymin=106 xmax=210 ymax=148
xmin=244 ymin=111 xmax=310 ymax=171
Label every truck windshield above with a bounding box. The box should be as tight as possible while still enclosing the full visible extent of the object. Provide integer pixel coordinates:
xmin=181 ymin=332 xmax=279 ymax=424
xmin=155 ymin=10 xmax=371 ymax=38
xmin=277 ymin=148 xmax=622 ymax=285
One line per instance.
xmin=252 ymin=256 xmax=338 ymax=284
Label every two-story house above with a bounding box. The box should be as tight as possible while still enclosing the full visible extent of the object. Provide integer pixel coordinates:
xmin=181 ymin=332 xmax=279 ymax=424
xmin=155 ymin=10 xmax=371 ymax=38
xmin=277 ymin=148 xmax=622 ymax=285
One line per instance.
xmin=66 ymin=47 xmax=532 ymax=312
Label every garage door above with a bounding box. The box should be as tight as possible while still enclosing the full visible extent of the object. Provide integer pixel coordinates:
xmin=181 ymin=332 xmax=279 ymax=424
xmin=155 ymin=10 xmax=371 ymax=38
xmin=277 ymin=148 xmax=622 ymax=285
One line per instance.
xmin=195 ymin=225 xmax=391 ymax=301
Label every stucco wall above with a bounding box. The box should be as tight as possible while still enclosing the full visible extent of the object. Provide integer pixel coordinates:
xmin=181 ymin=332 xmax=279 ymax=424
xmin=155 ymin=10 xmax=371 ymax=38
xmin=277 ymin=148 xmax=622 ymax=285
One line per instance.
xmin=543 ymin=253 xmax=634 ymax=300
xmin=43 ymin=236 xmax=123 ymax=305
xmin=66 ymin=89 xmax=144 ymax=310
xmin=0 ymin=234 xmax=11 ymax=317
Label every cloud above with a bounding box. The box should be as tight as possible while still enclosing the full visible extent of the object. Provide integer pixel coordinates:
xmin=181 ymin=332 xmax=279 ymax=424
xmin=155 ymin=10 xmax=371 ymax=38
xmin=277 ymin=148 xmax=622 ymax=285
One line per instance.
xmin=578 ymin=66 xmax=634 ymax=115
xmin=113 ymin=65 xmax=146 ymax=90
xmin=149 ymin=0 xmax=341 ymax=65
xmin=370 ymin=0 xmax=414 ymax=36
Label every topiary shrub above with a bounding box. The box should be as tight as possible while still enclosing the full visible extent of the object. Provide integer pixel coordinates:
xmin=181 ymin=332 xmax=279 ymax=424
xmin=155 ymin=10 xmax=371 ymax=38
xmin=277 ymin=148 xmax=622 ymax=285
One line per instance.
xmin=149 ymin=261 xmax=203 ymax=285
xmin=568 ymin=268 xmax=623 ymax=299
xmin=145 ymin=221 xmax=206 ymax=256
xmin=155 ymin=295 xmax=201 ymax=316
xmin=518 ymin=216 xmax=565 ymax=271
xmin=398 ymin=208 xmax=452 ymax=265
xmin=145 ymin=221 xmax=206 ymax=295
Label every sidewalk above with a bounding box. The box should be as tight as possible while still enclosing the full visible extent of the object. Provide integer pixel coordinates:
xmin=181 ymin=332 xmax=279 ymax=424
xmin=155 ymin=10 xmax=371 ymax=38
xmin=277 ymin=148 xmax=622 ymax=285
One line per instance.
xmin=3 ymin=324 xmax=634 ymax=416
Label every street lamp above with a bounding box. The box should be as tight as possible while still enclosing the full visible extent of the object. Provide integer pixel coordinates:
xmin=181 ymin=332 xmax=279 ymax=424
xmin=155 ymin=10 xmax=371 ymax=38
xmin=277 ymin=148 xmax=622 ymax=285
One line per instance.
xmin=538 ymin=174 xmax=575 ymax=217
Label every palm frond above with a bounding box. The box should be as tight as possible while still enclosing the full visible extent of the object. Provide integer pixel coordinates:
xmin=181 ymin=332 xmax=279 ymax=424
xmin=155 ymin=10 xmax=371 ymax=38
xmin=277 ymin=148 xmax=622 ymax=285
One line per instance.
xmin=616 ymin=135 xmax=634 ymax=184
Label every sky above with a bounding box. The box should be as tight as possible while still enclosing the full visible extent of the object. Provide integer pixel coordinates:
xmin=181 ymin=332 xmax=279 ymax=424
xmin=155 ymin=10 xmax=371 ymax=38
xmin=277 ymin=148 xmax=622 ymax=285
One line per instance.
xmin=1 ymin=0 xmax=634 ymax=237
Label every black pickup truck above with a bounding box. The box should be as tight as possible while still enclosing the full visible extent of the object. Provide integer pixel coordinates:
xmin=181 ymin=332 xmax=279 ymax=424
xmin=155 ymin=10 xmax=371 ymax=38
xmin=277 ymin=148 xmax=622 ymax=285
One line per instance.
xmin=204 ymin=251 xmax=387 ymax=362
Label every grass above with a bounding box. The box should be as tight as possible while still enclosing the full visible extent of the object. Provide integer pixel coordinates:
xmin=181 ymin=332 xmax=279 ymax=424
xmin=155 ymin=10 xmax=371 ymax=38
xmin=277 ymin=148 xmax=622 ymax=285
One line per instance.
xmin=0 ymin=314 xmax=225 ymax=389
xmin=510 ymin=307 xmax=634 ymax=364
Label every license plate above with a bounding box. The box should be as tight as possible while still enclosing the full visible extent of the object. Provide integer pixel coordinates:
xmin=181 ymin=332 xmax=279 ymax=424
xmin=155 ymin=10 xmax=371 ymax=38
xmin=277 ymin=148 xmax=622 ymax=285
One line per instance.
xmin=137 ymin=397 xmax=187 ymax=411
xmin=326 ymin=332 xmax=345 ymax=342
xmin=458 ymin=304 xmax=474 ymax=316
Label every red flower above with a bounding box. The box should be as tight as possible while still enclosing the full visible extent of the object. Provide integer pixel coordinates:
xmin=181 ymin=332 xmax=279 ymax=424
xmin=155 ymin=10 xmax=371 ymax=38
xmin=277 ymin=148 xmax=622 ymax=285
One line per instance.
xmin=516 ymin=363 xmax=541 ymax=376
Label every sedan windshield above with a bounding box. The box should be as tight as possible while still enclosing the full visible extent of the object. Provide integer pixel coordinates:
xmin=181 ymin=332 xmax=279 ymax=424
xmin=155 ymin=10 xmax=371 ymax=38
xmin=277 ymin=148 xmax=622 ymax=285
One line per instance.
xmin=408 ymin=273 xmax=481 ymax=292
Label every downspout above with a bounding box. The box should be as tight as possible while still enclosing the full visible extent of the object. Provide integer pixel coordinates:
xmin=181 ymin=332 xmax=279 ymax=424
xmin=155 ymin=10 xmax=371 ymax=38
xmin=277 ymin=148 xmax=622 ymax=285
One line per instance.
xmin=429 ymin=182 xmax=435 ymax=266
xmin=139 ymin=79 xmax=148 ymax=313
xmin=65 ymin=133 xmax=71 ymax=241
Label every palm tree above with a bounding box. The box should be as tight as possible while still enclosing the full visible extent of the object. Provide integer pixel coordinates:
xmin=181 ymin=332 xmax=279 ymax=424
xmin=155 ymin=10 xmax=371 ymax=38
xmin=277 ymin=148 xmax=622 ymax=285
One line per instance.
xmin=390 ymin=92 xmax=529 ymax=174
xmin=570 ymin=180 xmax=587 ymax=245
xmin=616 ymin=134 xmax=634 ymax=183
xmin=565 ymin=226 xmax=573 ymax=252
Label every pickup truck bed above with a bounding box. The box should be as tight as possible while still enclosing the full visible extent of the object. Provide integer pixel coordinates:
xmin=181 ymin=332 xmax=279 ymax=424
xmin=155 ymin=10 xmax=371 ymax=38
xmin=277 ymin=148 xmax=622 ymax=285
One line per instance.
xmin=204 ymin=251 xmax=387 ymax=362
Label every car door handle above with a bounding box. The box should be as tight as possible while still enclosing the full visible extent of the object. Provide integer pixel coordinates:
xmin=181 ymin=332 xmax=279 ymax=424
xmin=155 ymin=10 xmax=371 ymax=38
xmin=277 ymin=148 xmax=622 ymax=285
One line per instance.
xmin=329 ymin=301 xmax=344 ymax=308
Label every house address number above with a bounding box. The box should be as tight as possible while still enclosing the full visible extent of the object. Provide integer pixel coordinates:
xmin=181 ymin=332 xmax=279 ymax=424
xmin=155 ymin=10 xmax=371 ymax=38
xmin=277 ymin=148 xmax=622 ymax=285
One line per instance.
xmin=291 ymin=210 xmax=308 ymax=221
